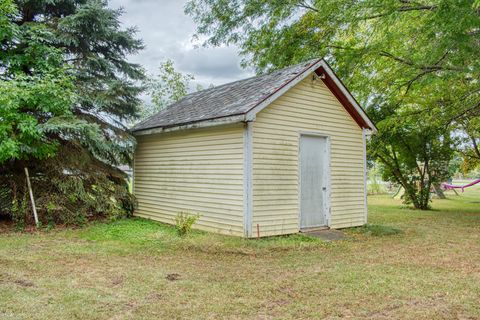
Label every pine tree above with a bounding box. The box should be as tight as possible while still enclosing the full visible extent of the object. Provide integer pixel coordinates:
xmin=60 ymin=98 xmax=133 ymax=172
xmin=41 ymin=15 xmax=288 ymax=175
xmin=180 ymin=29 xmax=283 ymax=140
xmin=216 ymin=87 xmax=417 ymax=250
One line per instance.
xmin=0 ymin=0 xmax=144 ymax=225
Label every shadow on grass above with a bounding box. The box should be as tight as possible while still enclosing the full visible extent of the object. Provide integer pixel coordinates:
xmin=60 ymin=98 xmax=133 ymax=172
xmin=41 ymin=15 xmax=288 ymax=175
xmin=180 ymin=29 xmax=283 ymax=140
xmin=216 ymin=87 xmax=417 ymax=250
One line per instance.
xmin=350 ymin=224 xmax=403 ymax=237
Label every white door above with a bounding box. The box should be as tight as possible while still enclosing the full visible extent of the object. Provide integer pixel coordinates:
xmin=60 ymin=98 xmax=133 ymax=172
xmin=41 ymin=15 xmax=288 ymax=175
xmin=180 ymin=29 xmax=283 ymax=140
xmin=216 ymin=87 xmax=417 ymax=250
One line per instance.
xmin=299 ymin=135 xmax=328 ymax=229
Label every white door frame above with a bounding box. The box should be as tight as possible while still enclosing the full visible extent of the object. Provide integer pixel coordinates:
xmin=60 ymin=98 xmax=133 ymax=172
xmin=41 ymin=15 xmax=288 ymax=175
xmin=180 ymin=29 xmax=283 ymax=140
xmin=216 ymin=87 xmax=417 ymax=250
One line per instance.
xmin=298 ymin=132 xmax=332 ymax=229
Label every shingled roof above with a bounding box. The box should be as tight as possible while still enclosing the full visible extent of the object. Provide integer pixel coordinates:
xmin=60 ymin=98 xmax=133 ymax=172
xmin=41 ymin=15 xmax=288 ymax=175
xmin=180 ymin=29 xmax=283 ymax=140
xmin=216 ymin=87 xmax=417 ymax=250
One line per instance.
xmin=132 ymin=58 xmax=376 ymax=134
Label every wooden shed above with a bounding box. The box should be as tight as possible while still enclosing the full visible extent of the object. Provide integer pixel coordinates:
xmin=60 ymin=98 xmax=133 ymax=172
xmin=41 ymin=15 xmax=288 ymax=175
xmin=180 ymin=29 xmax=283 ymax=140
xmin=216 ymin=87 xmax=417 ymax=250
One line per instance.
xmin=131 ymin=58 xmax=376 ymax=237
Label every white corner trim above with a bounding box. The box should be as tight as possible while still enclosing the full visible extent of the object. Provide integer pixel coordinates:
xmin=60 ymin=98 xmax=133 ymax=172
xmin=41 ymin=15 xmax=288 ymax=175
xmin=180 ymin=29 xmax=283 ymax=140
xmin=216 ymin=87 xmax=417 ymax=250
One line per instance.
xmin=245 ymin=59 xmax=324 ymax=121
xmin=319 ymin=61 xmax=377 ymax=133
xmin=133 ymin=114 xmax=246 ymax=136
xmin=362 ymin=128 xmax=368 ymax=224
xmin=132 ymin=153 xmax=135 ymax=196
xmin=364 ymin=129 xmax=374 ymax=136
xmin=243 ymin=121 xmax=253 ymax=237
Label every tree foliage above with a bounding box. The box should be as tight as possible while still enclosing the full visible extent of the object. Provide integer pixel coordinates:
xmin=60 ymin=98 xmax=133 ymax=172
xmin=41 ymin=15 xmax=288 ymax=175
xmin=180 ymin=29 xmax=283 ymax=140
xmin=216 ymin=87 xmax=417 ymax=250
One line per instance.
xmin=186 ymin=0 xmax=480 ymax=208
xmin=141 ymin=59 xmax=194 ymax=119
xmin=0 ymin=0 xmax=144 ymax=226
xmin=0 ymin=1 xmax=74 ymax=163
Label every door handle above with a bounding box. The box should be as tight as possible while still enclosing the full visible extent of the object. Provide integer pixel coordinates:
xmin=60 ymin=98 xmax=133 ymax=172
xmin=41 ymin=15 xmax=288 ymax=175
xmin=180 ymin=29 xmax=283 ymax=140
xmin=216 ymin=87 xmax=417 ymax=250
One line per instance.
xmin=322 ymin=187 xmax=327 ymax=191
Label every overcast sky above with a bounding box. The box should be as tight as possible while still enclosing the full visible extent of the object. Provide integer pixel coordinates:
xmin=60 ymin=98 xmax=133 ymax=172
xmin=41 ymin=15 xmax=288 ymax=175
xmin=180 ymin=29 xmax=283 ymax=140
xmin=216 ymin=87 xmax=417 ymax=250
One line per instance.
xmin=109 ymin=0 xmax=254 ymax=89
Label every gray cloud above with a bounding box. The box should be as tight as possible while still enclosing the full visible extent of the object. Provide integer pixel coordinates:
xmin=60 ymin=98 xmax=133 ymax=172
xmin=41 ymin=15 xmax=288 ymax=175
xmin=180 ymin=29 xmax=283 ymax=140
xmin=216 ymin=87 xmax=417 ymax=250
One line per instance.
xmin=109 ymin=0 xmax=253 ymax=89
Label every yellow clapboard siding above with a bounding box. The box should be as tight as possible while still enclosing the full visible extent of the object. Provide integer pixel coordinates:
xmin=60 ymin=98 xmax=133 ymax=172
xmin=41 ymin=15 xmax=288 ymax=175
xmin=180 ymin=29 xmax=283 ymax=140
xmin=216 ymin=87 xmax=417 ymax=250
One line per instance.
xmin=257 ymin=109 xmax=362 ymax=127
xmin=135 ymin=171 xmax=243 ymax=180
xmin=136 ymin=191 xmax=244 ymax=205
xmin=253 ymin=133 xmax=364 ymax=145
xmin=136 ymin=203 xmax=242 ymax=224
xmin=136 ymin=193 xmax=243 ymax=208
xmin=139 ymin=129 xmax=242 ymax=143
xmin=132 ymin=178 xmax=243 ymax=187
xmin=135 ymin=153 xmax=241 ymax=161
xmin=135 ymin=212 xmax=242 ymax=236
xmin=254 ymin=126 xmax=364 ymax=140
xmin=133 ymin=125 xmax=245 ymax=236
xmin=253 ymin=145 xmax=364 ymax=154
xmin=135 ymin=168 xmax=244 ymax=175
xmin=137 ymin=202 xmax=242 ymax=220
xmin=137 ymin=147 xmax=243 ymax=157
xmin=134 ymin=159 xmax=243 ymax=166
xmin=142 ymin=139 xmax=241 ymax=155
xmin=252 ymin=75 xmax=366 ymax=236
xmin=139 ymin=136 xmax=244 ymax=146
xmin=134 ymin=184 xmax=243 ymax=195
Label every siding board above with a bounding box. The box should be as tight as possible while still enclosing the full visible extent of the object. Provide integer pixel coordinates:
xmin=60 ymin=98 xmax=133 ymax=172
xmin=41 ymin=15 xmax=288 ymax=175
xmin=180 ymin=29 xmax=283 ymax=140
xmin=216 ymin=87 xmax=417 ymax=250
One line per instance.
xmin=252 ymin=76 xmax=366 ymax=236
xmin=133 ymin=125 xmax=245 ymax=236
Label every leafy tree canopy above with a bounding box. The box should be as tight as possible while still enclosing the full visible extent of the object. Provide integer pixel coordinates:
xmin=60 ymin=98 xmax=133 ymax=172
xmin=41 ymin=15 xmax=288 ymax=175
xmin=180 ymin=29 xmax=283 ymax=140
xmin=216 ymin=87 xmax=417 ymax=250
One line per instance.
xmin=186 ymin=0 xmax=480 ymax=208
xmin=0 ymin=29 xmax=75 ymax=163
xmin=141 ymin=59 xmax=194 ymax=119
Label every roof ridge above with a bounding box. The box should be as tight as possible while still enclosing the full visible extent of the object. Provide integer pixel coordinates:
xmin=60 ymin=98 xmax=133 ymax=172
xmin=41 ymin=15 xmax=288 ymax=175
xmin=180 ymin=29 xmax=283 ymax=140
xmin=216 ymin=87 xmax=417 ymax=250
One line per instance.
xmin=132 ymin=58 xmax=323 ymax=132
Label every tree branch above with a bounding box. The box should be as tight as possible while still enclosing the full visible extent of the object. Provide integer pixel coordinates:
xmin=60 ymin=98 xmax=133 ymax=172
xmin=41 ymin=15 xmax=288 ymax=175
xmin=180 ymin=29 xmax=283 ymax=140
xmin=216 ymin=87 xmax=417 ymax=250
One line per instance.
xmin=379 ymin=51 xmax=464 ymax=72
xmin=399 ymin=50 xmax=450 ymax=93
xmin=363 ymin=4 xmax=437 ymax=20
xmin=448 ymin=101 xmax=480 ymax=124
xmin=296 ymin=1 xmax=319 ymax=13
xmin=470 ymin=134 xmax=480 ymax=159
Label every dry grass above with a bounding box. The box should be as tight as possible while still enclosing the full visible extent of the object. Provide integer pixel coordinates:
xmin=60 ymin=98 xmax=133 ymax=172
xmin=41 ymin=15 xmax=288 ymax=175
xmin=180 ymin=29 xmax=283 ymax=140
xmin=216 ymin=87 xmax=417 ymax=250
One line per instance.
xmin=0 ymin=186 xmax=479 ymax=319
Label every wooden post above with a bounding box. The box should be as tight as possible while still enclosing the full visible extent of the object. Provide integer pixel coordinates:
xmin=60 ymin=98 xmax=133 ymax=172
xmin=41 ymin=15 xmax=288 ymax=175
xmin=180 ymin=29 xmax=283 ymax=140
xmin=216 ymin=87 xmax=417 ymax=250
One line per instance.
xmin=24 ymin=167 xmax=39 ymax=227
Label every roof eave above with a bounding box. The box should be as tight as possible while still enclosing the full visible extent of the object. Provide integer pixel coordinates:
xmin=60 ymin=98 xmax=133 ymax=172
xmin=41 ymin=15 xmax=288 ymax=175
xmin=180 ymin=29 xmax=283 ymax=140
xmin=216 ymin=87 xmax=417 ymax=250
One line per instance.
xmin=244 ymin=59 xmax=376 ymax=133
xmin=132 ymin=58 xmax=377 ymax=135
xmin=132 ymin=114 xmax=247 ymax=136
xmin=317 ymin=61 xmax=377 ymax=133
xmin=245 ymin=58 xmax=324 ymax=121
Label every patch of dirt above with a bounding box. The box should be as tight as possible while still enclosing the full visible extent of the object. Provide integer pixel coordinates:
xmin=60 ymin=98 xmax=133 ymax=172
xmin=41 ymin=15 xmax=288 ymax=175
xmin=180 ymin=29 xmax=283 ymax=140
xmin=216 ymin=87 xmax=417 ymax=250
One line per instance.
xmin=0 ymin=272 xmax=35 ymax=288
xmin=111 ymin=276 xmax=124 ymax=286
xmin=146 ymin=292 xmax=163 ymax=302
xmin=125 ymin=301 xmax=138 ymax=309
xmin=14 ymin=279 xmax=35 ymax=287
xmin=166 ymin=273 xmax=181 ymax=281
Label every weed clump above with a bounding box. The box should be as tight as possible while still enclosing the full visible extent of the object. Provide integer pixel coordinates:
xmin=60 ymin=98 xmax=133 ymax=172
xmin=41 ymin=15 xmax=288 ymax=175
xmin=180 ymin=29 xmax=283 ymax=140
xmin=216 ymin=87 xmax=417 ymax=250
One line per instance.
xmin=174 ymin=212 xmax=200 ymax=237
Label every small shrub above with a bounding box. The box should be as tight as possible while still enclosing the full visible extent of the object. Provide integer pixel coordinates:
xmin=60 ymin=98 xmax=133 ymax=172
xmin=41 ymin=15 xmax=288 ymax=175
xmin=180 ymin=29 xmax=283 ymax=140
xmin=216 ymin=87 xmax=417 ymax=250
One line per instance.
xmin=367 ymin=180 xmax=388 ymax=195
xmin=0 ymin=164 xmax=135 ymax=228
xmin=11 ymin=194 xmax=27 ymax=231
xmin=174 ymin=212 xmax=200 ymax=236
xmin=367 ymin=166 xmax=388 ymax=195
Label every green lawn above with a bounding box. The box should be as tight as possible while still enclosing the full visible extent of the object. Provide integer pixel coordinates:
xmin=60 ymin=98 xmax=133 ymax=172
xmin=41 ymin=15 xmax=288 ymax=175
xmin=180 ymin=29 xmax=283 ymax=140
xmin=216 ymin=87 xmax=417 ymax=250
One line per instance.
xmin=1 ymin=187 xmax=479 ymax=319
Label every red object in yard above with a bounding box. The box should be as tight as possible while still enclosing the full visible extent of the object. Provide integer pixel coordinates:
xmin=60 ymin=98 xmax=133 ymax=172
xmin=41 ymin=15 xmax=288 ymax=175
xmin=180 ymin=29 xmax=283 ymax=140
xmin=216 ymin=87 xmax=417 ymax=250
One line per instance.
xmin=442 ymin=179 xmax=480 ymax=192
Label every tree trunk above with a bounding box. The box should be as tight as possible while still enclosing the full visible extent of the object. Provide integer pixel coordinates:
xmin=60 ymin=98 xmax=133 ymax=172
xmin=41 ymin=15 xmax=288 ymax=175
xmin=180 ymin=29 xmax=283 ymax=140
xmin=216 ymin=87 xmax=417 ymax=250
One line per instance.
xmin=433 ymin=183 xmax=446 ymax=199
xmin=417 ymin=181 xmax=431 ymax=210
xmin=404 ymin=182 xmax=431 ymax=210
